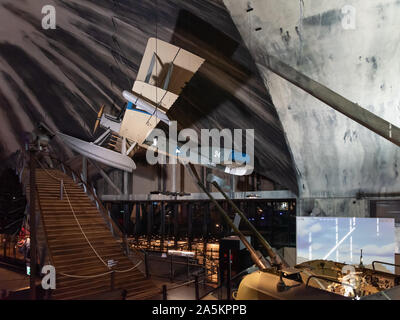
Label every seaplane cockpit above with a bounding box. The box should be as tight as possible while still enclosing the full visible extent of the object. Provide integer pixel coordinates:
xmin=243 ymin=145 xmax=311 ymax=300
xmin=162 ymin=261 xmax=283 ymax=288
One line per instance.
xmin=57 ymin=38 xmax=253 ymax=176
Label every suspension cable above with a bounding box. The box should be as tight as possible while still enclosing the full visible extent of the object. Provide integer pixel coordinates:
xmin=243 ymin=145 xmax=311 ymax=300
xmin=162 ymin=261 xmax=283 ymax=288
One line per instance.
xmin=36 ymin=160 xmax=108 ymax=268
xmin=34 ymin=160 xmax=142 ymax=276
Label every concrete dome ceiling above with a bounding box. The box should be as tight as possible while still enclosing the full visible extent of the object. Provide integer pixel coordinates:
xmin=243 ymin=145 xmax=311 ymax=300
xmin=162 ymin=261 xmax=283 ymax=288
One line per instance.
xmin=0 ymin=0 xmax=298 ymax=194
xmin=223 ymin=0 xmax=400 ymax=199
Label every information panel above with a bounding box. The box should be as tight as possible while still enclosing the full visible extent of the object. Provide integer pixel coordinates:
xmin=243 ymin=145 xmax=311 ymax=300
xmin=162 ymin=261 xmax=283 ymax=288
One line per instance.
xmin=297 ymin=217 xmax=396 ymax=272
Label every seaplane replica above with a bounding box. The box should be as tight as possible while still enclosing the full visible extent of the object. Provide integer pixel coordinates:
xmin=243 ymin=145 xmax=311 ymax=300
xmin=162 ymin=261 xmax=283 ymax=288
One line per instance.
xmin=58 ymin=38 xmax=253 ymax=176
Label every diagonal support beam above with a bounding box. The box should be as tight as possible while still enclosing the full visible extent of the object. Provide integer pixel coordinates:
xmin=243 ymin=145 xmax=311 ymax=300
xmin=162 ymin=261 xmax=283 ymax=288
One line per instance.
xmin=89 ymin=159 xmax=122 ymax=195
xmin=263 ymin=55 xmax=400 ymax=147
xmin=93 ymin=128 xmax=111 ymax=146
xmin=126 ymin=141 xmax=137 ymax=156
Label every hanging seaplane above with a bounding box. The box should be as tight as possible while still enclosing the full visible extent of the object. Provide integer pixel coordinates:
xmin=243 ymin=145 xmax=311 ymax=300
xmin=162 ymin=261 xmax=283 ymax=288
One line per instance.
xmin=58 ymin=38 xmax=253 ymax=175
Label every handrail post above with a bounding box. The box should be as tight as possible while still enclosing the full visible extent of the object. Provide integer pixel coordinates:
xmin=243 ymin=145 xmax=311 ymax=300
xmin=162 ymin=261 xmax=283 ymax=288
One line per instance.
xmin=211 ymin=181 xmax=282 ymax=267
xmin=218 ymin=266 xmax=222 ymax=300
xmin=170 ymin=254 xmax=174 ymax=282
xmin=195 ymin=275 xmax=200 ymax=300
xmin=12 ymin=239 xmax=16 ymax=258
xmin=187 ymin=256 xmax=190 ymax=282
xmin=124 ymin=235 xmax=129 ymax=256
xmin=227 ymin=249 xmax=231 ymax=301
xmin=144 ymin=251 xmax=150 ymax=279
xmin=111 ymin=271 xmax=115 ymax=290
xmin=185 ymin=163 xmax=268 ymax=270
xmin=162 ymin=285 xmax=167 ymax=300
xmin=60 ymin=179 xmax=63 ymax=200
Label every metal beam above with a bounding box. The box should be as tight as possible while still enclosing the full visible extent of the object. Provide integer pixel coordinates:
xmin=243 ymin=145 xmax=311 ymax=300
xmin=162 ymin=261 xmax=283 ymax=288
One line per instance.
xmin=230 ymin=175 xmax=235 ymax=199
xmin=173 ymin=203 xmax=179 ymax=247
xmin=212 ymin=181 xmax=286 ymax=267
xmin=263 ymin=54 xmax=400 ymax=147
xmin=147 ymin=203 xmax=153 ymax=243
xmin=180 ymin=164 xmax=185 ymax=193
xmin=123 ymin=203 xmax=130 ymax=234
xmin=124 ymin=171 xmax=129 ymax=196
xmin=100 ymin=190 xmax=297 ymax=202
xmin=82 ymin=156 xmax=88 ymax=183
xmin=121 ymin=137 xmax=127 ymax=156
xmin=89 ymin=159 xmax=122 ymax=195
xmin=126 ymin=141 xmax=137 ymax=156
xmin=202 ymin=202 xmax=209 ymax=240
xmin=171 ymin=164 xmax=177 ymax=193
xmin=135 ymin=203 xmax=141 ymax=235
xmin=185 ymin=163 xmax=268 ymax=270
xmin=187 ymin=203 xmax=193 ymax=250
xmin=160 ymin=202 xmax=165 ymax=251
xmin=93 ymin=128 xmax=111 ymax=145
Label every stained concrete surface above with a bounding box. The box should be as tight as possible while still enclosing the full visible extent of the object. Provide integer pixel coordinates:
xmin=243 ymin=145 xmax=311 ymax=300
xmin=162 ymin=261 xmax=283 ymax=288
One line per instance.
xmin=0 ymin=0 xmax=298 ymax=193
xmin=223 ymin=0 xmax=400 ymax=200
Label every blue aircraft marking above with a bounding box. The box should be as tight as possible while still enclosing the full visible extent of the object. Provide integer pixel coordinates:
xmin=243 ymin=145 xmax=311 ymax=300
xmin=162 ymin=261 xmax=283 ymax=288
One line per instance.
xmin=229 ymin=150 xmax=250 ymax=163
xmin=126 ymin=102 xmax=152 ymax=116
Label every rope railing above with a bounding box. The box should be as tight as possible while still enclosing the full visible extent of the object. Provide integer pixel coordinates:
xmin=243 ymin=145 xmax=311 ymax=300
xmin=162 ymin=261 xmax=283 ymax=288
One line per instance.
xmin=44 ymin=155 xmax=125 ymax=243
xmin=33 ymin=156 xmax=143 ymax=277
xmin=35 ymin=159 xmax=109 ymax=268
xmin=167 ymin=278 xmax=196 ymax=291
xmin=58 ymin=260 xmax=143 ymax=279
xmin=159 ymin=273 xmax=210 ymax=300
xmin=372 ymin=260 xmax=400 ymax=272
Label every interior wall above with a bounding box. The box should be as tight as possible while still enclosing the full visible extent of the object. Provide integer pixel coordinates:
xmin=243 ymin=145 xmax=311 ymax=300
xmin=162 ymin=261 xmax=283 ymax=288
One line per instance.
xmin=223 ymin=0 xmax=400 ymax=201
xmin=0 ymin=0 xmax=298 ymax=193
xmin=96 ymin=162 xmax=276 ymax=197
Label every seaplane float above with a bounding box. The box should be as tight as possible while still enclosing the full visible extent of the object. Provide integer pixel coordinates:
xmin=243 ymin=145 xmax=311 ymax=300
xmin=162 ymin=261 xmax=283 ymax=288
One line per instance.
xmin=57 ymin=38 xmax=253 ymax=176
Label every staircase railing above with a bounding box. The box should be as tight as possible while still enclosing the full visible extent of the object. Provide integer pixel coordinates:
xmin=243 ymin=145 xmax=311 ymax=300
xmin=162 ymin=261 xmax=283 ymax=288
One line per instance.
xmin=45 ymin=155 xmax=129 ymax=251
xmin=34 ymin=184 xmax=55 ymax=268
xmin=14 ymin=150 xmax=150 ymax=298
xmin=16 ymin=148 xmax=128 ymax=252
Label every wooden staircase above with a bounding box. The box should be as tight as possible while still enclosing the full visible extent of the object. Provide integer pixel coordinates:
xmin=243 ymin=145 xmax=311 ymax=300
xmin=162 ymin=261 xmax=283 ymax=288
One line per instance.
xmin=33 ymin=168 xmax=158 ymax=300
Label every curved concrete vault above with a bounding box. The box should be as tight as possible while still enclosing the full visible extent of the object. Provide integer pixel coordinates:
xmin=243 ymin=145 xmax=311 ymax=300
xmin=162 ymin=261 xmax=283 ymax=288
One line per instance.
xmin=0 ymin=0 xmax=298 ymax=193
xmin=223 ymin=0 xmax=400 ymax=215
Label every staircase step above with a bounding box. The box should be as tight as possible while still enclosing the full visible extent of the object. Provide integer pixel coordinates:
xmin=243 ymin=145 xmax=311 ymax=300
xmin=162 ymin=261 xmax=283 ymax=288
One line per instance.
xmin=31 ymin=168 xmax=153 ymax=300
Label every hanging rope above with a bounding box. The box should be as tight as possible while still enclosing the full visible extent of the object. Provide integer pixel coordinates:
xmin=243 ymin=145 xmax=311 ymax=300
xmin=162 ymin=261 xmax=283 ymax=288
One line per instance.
xmin=36 ymin=161 xmax=108 ymax=268
xmin=145 ymin=48 xmax=181 ymax=126
xmin=108 ymin=0 xmax=135 ymax=111
xmin=58 ymin=260 xmax=142 ymax=279
xmin=34 ymin=160 xmax=142 ymax=277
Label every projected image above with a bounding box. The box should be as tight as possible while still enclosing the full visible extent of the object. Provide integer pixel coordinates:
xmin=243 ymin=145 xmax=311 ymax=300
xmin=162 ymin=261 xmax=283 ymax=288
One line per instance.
xmin=297 ymin=217 xmax=396 ymax=272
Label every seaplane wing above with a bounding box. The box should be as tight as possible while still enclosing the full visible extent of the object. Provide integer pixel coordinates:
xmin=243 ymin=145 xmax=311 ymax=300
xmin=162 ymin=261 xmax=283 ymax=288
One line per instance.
xmin=60 ymin=38 xmax=205 ymax=173
xmin=59 ymin=38 xmax=253 ymax=175
xmin=131 ymin=81 xmax=178 ymax=112
xmin=136 ymin=37 xmax=205 ymax=95
xmin=119 ymin=37 xmax=205 ymax=146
